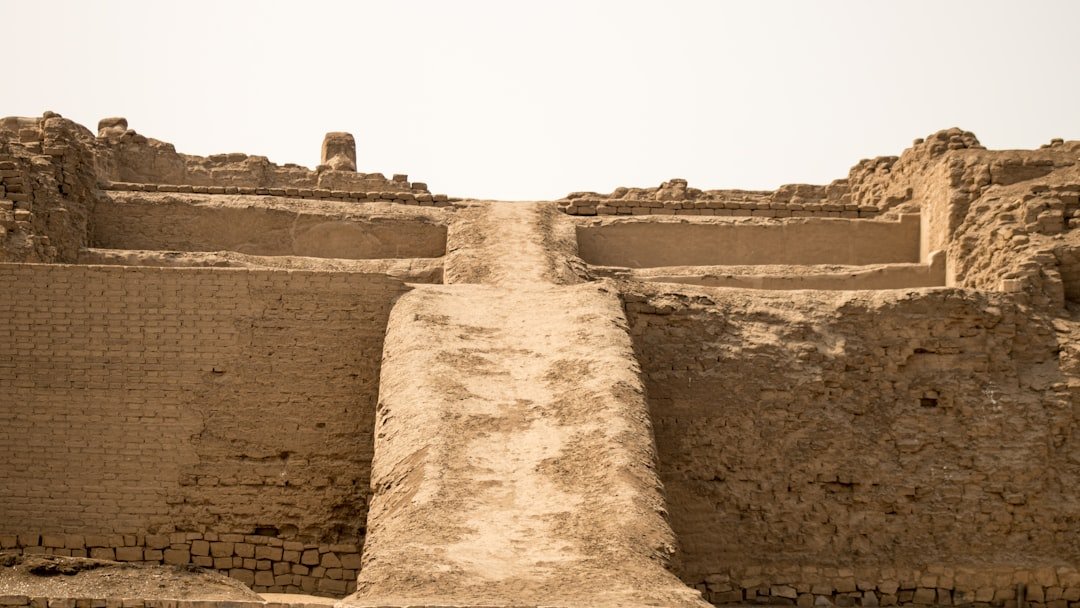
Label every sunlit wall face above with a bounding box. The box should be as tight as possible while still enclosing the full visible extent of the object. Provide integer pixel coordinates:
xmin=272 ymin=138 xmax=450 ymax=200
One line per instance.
xmin=5 ymin=0 xmax=1080 ymax=200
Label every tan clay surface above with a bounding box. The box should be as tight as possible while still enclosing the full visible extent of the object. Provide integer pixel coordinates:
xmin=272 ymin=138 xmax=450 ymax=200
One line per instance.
xmin=0 ymin=115 xmax=1077 ymax=608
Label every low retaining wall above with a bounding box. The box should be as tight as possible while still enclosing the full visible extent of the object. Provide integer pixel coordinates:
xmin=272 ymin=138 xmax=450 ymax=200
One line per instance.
xmin=628 ymin=251 xmax=946 ymax=290
xmin=0 ymin=597 xmax=324 ymax=608
xmin=102 ymin=181 xmax=452 ymax=206
xmin=1 ymin=533 xmax=358 ymax=597
xmin=93 ymin=194 xmax=448 ymax=259
xmin=693 ymin=563 xmax=1080 ymax=607
xmin=577 ymin=215 xmax=921 ymax=268
xmin=559 ymin=196 xmax=883 ymax=218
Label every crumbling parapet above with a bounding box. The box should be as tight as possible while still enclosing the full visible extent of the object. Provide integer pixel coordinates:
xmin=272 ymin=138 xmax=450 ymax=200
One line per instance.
xmin=97 ymin=117 xmax=128 ymax=139
xmin=320 ymin=132 xmax=356 ymax=172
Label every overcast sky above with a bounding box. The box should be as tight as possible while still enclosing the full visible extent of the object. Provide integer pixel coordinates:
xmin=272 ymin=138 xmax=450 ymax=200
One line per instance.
xmin=6 ymin=0 xmax=1080 ymax=200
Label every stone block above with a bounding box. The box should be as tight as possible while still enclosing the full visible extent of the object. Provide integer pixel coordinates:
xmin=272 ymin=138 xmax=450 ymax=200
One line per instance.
xmin=163 ymin=549 xmax=189 ymax=565
xmin=773 ymin=586 xmax=799 ymax=599
xmin=229 ymin=569 xmax=255 ymax=585
xmin=213 ymin=557 xmax=232 ymax=570
xmin=913 ymin=587 xmax=936 ymax=605
xmin=114 ymin=546 xmax=142 ymax=561
xmin=300 ymin=549 xmax=319 ymax=565
xmin=319 ymin=552 xmax=341 ymax=568
xmin=210 ymin=542 xmax=233 ymax=557
xmin=255 ymin=545 xmax=282 ymax=561
xmin=317 ymin=578 xmax=348 ymax=594
xmin=89 ymin=547 xmax=114 ymax=560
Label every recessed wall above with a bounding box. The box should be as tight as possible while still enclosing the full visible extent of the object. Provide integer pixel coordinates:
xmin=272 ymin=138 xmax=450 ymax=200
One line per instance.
xmin=92 ymin=195 xmax=447 ymax=260
xmin=577 ymin=215 xmax=921 ymax=268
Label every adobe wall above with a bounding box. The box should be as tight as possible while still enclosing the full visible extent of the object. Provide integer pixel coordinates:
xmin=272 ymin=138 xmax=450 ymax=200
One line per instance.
xmin=621 ymin=251 xmax=945 ymax=290
xmin=92 ymin=193 xmax=448 ymax=260
xmin=625 ymin=285 xmax=1079 ymax=606
xmin=0 ymin=115 xmax=101 ymax=263
xmin=92 ymin=119 xmax=429 ymax=196
xmin=0 ymin=263 xmax=410 ymax=595
xmin=577 ymin=215 xmax=921 ymax=268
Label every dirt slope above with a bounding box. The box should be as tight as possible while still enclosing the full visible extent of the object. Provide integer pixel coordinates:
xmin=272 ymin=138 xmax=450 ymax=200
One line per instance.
xmin=343 ymin=200 xmax=706 ymax=607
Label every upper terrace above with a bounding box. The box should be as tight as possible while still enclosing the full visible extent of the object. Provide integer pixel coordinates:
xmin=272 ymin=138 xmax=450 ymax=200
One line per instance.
xmin=11 ymin=116 xmax=1078 ymax=295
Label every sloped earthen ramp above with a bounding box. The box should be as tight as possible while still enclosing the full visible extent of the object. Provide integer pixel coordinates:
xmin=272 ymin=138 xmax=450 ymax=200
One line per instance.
xmin=341 ymin=202 xmax=708 ymax=607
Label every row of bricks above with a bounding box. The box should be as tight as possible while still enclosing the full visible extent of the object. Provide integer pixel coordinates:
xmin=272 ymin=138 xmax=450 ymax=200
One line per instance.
xmin=12 ymin=544 xmax=359 ymax=575
xmin=0 ymin=597 xmax=329 ymax=608
xmin=701 ymin=585 xmax=1080 ymax=607
xmin=103 ymin=181 xmax=452 ymax=205
xmin=563 ymin=206 xmax=881 ymax=218
xmin=561 ymin=198 xmax=877 ymax=212
xmin=0 ymin=165 xmax=30 ymax=204
xmin=2 ymin=534 xmax=363 ymax=596
xmin=0 ymin=532 xmax=357 ymax=552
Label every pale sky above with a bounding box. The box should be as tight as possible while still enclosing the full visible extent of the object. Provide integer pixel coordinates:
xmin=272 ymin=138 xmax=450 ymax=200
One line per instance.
xmin=6 ymin=0 xmax=1080 ymax=200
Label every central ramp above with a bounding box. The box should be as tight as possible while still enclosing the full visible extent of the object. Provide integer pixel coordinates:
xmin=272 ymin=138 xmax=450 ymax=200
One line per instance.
xmin=342 ymin=281 xmax=707 ymax=608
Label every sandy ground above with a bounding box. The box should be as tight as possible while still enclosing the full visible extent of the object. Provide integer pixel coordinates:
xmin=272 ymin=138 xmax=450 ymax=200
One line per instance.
xmin=0 ymin=554 xmax=262 ymax=601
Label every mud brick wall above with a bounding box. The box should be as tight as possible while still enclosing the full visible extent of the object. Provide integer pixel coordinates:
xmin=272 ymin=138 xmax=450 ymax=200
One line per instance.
xmin=0 ymin=265 xmax=409 ymax=573
xmin=102 ymin=182 xmax=451 ymax=206
xmin=91 ymin=194 xmax=449 ymax=260
xmin=0 ymin=533 xmax=361 ymax=596
xmin=560 ymin=196 xmax=881 ymax=218
xmin=624 ymin=286 xmax=1079 ymax=607
xmin=0 ymin=595 xmax=327 ymax=608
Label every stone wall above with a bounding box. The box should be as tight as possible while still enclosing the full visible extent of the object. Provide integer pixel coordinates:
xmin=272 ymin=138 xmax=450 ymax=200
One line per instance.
xmin=0 ymin=264 xmax=410 ymax=595
xmin=0 ymin=595 xmax=326 ymax=608
xmin=0 ymin=534 xmax=360 ymax=596
xmin=624 ymin=284 xmax=1079 ymax=607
